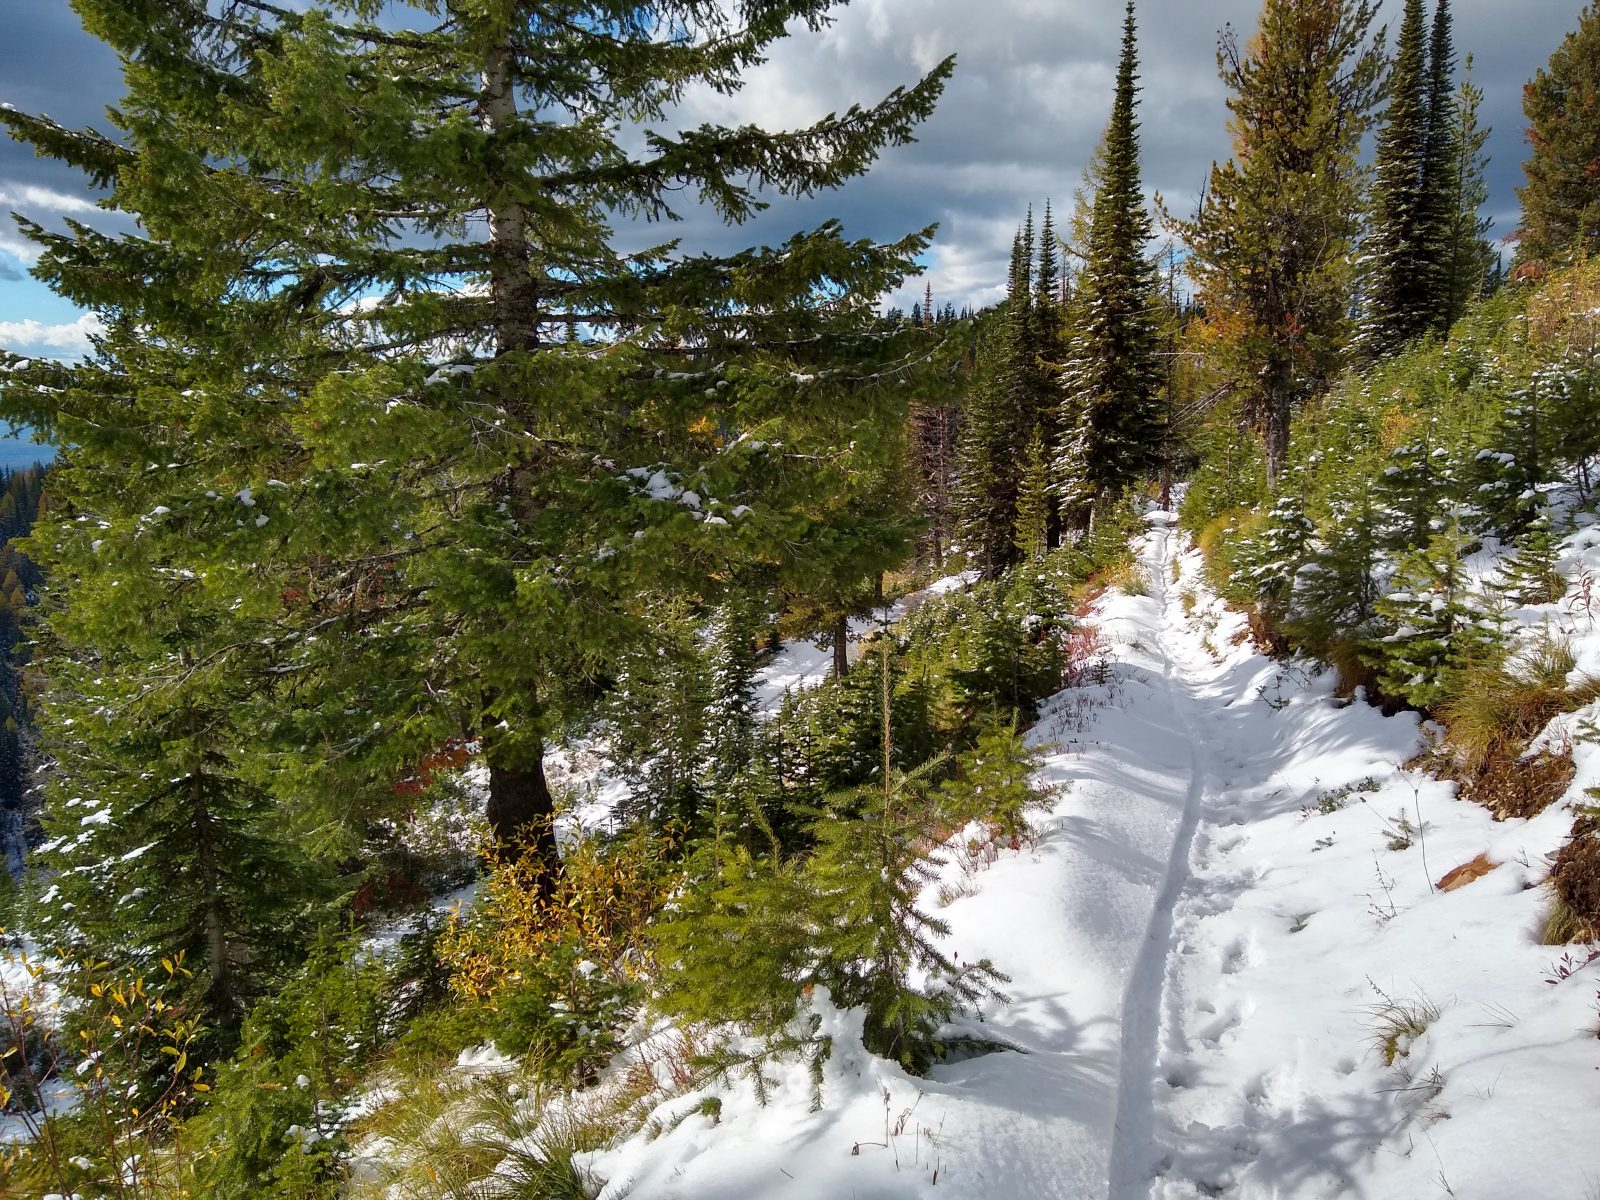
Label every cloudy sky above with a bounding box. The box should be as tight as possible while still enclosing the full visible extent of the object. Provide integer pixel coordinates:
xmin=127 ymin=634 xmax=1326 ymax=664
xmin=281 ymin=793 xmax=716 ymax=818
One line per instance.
xmin=0 ymin=0 xmax=1589 ymax=362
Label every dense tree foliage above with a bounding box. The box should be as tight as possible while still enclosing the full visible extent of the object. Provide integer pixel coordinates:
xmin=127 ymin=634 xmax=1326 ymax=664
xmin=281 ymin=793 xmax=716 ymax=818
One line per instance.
xmin=0 ymin=0 xmax=950 ymax=1024
xmin=1182 ymin=0 xmax=1385 ymax=486
xmin=1516 ymin=1 xmax=1600 ymax=268
xmin=1055 ymin=1 xmax=1163 ymax=529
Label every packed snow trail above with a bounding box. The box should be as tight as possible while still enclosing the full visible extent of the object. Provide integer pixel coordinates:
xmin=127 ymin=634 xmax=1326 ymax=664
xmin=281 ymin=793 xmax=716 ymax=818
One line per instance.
xmin=1106 ymin=511 xmax=1215 ymax=1198
xmin=598 ymin=511 xmax=1269 ymax=1198
xmin=592 ymin=511 xmax=1600 ymax=1198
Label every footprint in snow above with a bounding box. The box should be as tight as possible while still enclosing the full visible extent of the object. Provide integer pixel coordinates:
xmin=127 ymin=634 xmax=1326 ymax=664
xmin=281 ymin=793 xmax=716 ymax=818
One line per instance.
xmin=1221 ymin=937 xmax=1255 ymax=975
xmin=1197 ymin=1007 xmax=1244 ymax=1047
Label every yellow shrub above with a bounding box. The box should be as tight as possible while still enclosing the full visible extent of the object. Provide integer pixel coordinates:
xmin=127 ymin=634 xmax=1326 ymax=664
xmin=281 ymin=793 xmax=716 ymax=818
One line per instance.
xmin=438 ymin=831 xmax=677 ymax=1002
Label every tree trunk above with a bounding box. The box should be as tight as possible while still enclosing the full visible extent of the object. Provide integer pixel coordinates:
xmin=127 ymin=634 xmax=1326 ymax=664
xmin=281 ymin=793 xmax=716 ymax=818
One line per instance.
xmin=1264 ymin=397 xmax=1290 ymax=492
xmin=205 ymin=899 xmax=231 ymax=1018
xmin=480 ymin=45 xmax=540 ymax=359
xmin=832 ymin=613 xmax=850 ymax=679
xmin=478 ymin=40 xmax=561 ymax=889
xmin=485 ymin=738 xmax=561 ymax=893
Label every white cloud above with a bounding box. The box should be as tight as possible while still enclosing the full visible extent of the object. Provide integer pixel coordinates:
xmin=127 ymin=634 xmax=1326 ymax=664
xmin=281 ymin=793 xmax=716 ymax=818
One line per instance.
xmin=0 ymin=312 xmax=102 ymax=357
xmin=638 ymin=0 xmax=1575 ymax=313
xmin=0 ymin=227 xmax=40 ymax=266
xmin=0 ymin=182 xmax=103 ymax=217
xmin=0 ymin=179 xmax=115 ymax=264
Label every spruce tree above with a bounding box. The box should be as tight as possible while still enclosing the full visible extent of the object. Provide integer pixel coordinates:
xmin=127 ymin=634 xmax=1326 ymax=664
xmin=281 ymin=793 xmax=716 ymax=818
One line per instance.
xmin=1370 ymin=518 xmax=1503 ymax=710
xmin=804 ymin=642 xmax=1005 ymax=1073
xmin=1515 ymin=3 xmax=1600 ymax=269
xmin=1014 ymin=425 xmax=1051 ymax=563
xmin=704 ymin=592 xmax=768 ymax=800
xmin=1360 ymin=0 xmax=1435 ymax=357
xmin=1182 ymin=0 xmax=1385 ymax=487
xmin=1 ymin=0 xmax=953 ymax=928
xmin=1441 ymin=56 xmax=1497 ymax=328
xmin=1284 ymin=491 xmax=1385 ymax=656
xmin=602 ymin=596 xmax=713 ymax=832
xmin=30 ymin=604 xmax=326 ymax=1032
xmin=1419 ymin=0 xmax=1461 ymax=329
xmin=1055 ymin=1 xmax=1162 ymax=528
xmin=1498 ymin=508 xmax=1565 ymax=606
xmin=1237 ymin=490 xmax=1315 ymax=617
xmin=1371 ymin=412 xmax=1464 ymax=551
xmin=955 ymin=230 xmax=1037 ymax=578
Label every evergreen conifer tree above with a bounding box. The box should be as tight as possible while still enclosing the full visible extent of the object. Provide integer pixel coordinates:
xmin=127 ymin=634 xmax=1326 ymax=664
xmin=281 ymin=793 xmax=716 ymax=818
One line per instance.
xmin=804 ymin=642 xmax=1005 ymax=1073
xmin=1498 ymin=508 xmax=1566 ymax=605
xmin=1441 ymin=56 xmax=1498 ymax=328
xmin=955 ymin=230 xmax=1039 ymax=578
xmin=1237 ymin=491 xmax=1316 ymax=617
xmin=602 ymin=596 xmax=713 ymax=832
xmin=1182 ymin=0 xmax=1385 ymax=487
xmin=1360 ymin=0 xmax=1436 ymax=357
xmin=1055 ymin=2 xmax=1162 ymax=529
xmin=1419 ymin=0 xmax=1462 ymax=328
xmin=1515 ymin=3 xmax=1600 ymax=268
xmin=1371 ymin=413 xmax=1464 ymax=551
xmin=1371 ymin=518 xmax=1503 ymax=709
xmin=704 ymin=593 xmax=768 ymax=800
xmin=1014 ymin=425 xmax=1051 ymax=563
xmin=1 ymin=0 xmax=953 ymax=927
xmin=1284 ymin=492 xmax=1385 ymax=656
xmin=939 ymin=716 xmax=1052 ymax=844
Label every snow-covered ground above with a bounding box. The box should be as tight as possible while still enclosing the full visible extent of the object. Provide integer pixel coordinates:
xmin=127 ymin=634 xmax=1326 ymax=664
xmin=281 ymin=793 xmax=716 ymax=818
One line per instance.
xmin=587 ymin=512 xmax=1600 ymax=1199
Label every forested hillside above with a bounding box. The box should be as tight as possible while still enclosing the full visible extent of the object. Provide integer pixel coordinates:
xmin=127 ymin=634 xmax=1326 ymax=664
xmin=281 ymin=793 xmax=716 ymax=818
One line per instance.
xmin=2 ymin=0 xmax=1600 ymax=1197
xmin=0 ymin=465 xmax=45 ymax=876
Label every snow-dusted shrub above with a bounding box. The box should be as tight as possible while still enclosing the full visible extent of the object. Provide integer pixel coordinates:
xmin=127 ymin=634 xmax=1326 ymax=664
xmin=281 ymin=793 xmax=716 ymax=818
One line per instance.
xmin=938 ymin=716 xmax=1055 ymax=844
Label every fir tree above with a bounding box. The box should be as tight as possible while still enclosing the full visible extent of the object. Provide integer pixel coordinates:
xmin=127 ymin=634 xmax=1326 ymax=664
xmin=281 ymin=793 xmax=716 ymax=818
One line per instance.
xmin=1182 ymin=0 xmax=1385 ymax=487
xmin=1469 ymin=349 xmax=1600 ymax=538
xmin=32 ymin=645 xmax=326 ymax=1033
xmin=1 ymin=0 xmax=953 ymax=932
xmin=1370 ymin=412 xmax=1464 ymax=551
xmin=1419 ymin=0 xmax=1461 ymax=329
xmin=1055 ymin=1 xmax=1163 ymax=528
xmin=1370 ymin=518 xmax=1504 ymax=709
xmin=804 ymin=641 xmax=1006 ymax=1073
xmin=1360 ymin=0 xmax=1435 ymax=357
xmin=1498 ymin=508 xmax=1566 ymax=606
xmin=1284 ymin=492 xmax=1386 ymax=656
xmin=704 ymin=592 xmax=768 ymax=800
xmin=1441 ymin=56 xmax=1498 ymax=328
xmin=602 ymin=597 xmax=713 ymax=833
xmin=1014 ymin=425 xmax=1051 ymax=563
xmin=1515 ymin=3 xmax=1600 ymax=269
xmin=1237 ymin=491 xmax=1315 ymax=616
xmin=955 ymin=230 xmax=1038 ymax=578
xmin=939 ymin=716 xmax=1053 ymax=844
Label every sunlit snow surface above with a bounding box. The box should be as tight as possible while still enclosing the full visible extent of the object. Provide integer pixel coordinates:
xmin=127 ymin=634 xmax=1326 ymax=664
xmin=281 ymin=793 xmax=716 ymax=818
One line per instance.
xmin=581 ymin=512 xmax=1600 ymax=1200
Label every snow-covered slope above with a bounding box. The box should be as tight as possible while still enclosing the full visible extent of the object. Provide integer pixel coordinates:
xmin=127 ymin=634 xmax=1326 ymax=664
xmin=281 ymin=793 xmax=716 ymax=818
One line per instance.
xmin=590 ymin=511 xmax=1600 ymax=1200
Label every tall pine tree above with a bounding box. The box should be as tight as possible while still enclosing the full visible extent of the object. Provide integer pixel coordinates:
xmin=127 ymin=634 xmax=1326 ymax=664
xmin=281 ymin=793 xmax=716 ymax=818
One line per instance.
xmin=1055 ymin=1 xmax=1162 ymax=529
xmin=1183 ymin=0 xmax=1385 ymax=487
xmin=1514 ymin=2 xmax=1600 ymax=269
xmin=1419 ymin=0 xmax=1461 ymax=329
xmin=1360 ymin=0 xmax=1435 ymax=357
xmin=1 ymin=0 xmax=952 ymax=1029
xmin=1441 ymin=55 xmax=1498 ymax=326
xmin=956 ymin=223 xmax=1046 ymax=578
